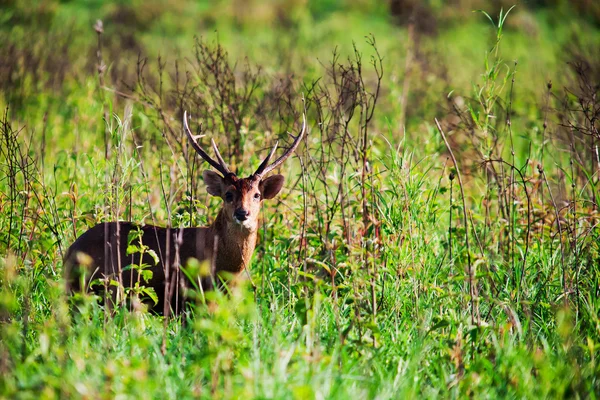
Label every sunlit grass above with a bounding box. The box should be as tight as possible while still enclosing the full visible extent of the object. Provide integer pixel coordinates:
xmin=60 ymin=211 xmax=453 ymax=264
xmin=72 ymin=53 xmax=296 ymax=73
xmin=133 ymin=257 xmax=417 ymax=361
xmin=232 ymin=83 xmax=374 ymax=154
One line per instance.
xmin=1 ymin=1 xmax=599 ymax=398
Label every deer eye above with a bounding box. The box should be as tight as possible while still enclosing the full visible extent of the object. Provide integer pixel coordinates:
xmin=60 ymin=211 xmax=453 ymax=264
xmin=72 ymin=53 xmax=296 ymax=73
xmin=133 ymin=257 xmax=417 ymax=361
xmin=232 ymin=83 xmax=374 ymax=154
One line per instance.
xmin=225 ymin=192 xmax=234 ymax=202
xmin=254 ymin=193 xmax=261 ymax=201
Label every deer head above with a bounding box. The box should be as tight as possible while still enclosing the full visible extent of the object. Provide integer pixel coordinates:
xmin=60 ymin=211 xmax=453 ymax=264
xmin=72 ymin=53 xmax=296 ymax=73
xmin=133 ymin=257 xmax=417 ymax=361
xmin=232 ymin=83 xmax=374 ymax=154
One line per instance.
xmin=183 ymin=111 xmax=306 ymax=233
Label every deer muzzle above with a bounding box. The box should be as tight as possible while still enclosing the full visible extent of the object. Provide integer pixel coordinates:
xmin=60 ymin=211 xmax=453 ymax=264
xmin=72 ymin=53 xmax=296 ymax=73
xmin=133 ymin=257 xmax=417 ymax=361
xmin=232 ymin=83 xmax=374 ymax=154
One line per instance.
xmin=234 ymin=208 xmax=249 ymax=222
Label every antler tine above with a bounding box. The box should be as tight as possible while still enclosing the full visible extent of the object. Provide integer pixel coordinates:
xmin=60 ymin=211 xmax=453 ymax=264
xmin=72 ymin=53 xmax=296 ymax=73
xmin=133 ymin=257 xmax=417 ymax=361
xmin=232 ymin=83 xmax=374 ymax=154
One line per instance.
xmin=254 ymin=112 xmax=306 ymax=178
xmin=183 ymin=111 xmax=231 ymax=176
xmin=253 ymin=141 xmax=278 ymax=178
xmin=210 ymin=138 xmax=230 ymax=174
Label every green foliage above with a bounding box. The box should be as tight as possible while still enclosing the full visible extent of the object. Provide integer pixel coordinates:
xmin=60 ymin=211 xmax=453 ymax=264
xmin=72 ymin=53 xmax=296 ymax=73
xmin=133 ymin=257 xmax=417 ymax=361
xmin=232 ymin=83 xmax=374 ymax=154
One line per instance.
xmin=1 ymin=1 xmax=600 ymax=398
xmin=124 ymin=228 xmax=160 ymax=306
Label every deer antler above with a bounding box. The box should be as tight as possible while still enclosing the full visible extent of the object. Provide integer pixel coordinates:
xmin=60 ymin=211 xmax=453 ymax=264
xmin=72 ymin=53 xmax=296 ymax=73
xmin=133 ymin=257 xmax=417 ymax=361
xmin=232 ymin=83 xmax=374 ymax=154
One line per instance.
xmin=183 ymin=111 xmax=231 ymax=176
xmin=254 ymin=112 xmax=306 ymax=178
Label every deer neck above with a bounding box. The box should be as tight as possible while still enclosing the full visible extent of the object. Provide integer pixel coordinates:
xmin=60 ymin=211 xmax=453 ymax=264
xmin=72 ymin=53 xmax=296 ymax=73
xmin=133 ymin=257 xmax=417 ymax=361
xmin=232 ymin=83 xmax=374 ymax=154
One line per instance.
xmin=209 ymin=208 xmax=258 ymax=275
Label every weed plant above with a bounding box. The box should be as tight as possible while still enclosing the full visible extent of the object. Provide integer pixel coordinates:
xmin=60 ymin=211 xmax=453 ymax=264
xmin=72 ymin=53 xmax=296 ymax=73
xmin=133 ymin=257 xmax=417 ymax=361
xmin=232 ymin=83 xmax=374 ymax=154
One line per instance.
xmin=1 ymin=2 xmax=599 ymax=398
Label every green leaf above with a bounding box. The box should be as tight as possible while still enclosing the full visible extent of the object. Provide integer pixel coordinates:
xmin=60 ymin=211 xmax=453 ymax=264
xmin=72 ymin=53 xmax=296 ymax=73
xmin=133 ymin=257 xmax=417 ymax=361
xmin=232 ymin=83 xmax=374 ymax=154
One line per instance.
xmin=141 ymin=269 xmax=153 ymax=282
xmin=476 ymin=10 xmax=495 ymax=27
xmin=147 ymin=249 xmax=159 ymax=266
xmin=294 ymin=298 xmax=308 ymax=326
xmin=127 ymin=244 xmax=140 ymax=255
xmin=142 ymin=287 xmax=159 ymax=305
xmin=428 ymin=319 xmax=450 ymax=334
xmin=499 ymin=5 xmax=516 ymax=28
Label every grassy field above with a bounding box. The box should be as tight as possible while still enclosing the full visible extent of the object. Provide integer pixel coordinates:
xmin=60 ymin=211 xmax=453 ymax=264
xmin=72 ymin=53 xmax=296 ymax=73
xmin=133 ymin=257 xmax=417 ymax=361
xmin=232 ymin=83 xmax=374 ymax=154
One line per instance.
xmin=1 ymin=0 xmax=600 ymax=398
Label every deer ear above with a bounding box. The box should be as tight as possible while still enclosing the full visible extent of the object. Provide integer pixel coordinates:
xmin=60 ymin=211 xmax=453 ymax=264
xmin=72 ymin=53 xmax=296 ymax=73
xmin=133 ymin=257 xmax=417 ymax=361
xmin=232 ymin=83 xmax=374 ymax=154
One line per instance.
xmin=260 ymin=174 xmax=285 ymax=199
xmin=203 ymin=170 xmax=224 ymax=197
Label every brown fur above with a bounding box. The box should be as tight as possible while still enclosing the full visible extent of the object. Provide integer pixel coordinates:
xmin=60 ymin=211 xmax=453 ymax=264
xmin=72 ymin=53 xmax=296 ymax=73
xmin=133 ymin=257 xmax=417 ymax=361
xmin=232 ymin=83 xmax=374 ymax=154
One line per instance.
xmin=64 ymin=172 xmax=284 ymax=314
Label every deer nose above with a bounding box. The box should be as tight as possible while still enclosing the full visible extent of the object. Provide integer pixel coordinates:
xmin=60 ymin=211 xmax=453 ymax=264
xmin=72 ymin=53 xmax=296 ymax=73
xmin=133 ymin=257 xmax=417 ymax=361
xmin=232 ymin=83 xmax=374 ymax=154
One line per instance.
xmin=234 ymin=208 xmax=249 ymax=221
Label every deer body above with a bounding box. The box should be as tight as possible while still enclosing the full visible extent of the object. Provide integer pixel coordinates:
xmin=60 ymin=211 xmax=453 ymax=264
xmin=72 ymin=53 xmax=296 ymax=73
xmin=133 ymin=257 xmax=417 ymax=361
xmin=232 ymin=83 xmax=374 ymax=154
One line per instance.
xmin=64 ymin=111 xmax=305 ymax=314
xmin=65 ymin=222 xmax=212 ymax=313
xmin=64 ymin=208 xmax=258 ymax=313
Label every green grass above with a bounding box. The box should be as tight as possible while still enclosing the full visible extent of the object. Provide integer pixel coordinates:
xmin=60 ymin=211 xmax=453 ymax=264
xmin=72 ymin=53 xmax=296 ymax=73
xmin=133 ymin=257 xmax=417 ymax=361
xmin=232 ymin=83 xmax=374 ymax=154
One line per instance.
xmin=1 ymin=0 xmax=600 ymax=398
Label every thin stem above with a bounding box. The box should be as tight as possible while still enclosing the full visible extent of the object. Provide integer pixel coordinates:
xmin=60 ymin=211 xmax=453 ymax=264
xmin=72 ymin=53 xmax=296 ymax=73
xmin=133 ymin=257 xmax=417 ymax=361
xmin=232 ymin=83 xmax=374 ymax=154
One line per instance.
xmin=435 ymin=118 xmax=476 ymax=325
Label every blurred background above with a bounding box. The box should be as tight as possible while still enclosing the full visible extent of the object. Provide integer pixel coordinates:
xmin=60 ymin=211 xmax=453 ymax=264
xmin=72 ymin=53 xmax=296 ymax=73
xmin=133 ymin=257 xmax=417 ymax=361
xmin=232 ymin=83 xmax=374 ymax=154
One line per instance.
xmin=2 ymin=0 xmax=599 ymax=133
xmin=1 ymin=1 xmax=600 ymax=397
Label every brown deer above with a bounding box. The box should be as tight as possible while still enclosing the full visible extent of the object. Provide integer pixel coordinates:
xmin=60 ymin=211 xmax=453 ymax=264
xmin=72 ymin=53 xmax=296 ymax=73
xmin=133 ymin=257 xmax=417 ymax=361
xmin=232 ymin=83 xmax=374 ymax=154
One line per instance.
xmin=64 ymin=111 xmax=306 ymax=315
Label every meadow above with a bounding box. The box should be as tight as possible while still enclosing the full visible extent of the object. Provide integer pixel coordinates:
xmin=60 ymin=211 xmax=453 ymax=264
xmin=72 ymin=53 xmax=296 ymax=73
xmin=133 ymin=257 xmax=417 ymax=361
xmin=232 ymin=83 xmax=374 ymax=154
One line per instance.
xmin=1 ymin=0 xmax=600 ymax=398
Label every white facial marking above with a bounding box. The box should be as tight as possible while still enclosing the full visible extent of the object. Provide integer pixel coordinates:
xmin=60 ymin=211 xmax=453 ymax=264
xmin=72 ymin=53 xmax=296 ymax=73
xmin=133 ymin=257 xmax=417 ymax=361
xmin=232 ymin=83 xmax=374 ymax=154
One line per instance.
xmin=233 ymin=215 xmax=254 ymax=230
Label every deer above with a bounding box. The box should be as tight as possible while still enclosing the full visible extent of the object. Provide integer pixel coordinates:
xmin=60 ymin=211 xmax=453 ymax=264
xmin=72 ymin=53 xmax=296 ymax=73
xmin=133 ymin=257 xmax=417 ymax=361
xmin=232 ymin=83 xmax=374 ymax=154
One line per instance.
xmin=64 ymin=110 xmax=306 ymax=315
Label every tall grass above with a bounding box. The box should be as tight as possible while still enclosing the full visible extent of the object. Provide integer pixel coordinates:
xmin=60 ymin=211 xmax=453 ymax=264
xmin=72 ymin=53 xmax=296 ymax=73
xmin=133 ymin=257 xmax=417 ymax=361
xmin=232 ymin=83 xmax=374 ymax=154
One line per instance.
xmin=1 ymin=2 xmax=600 ymax=398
